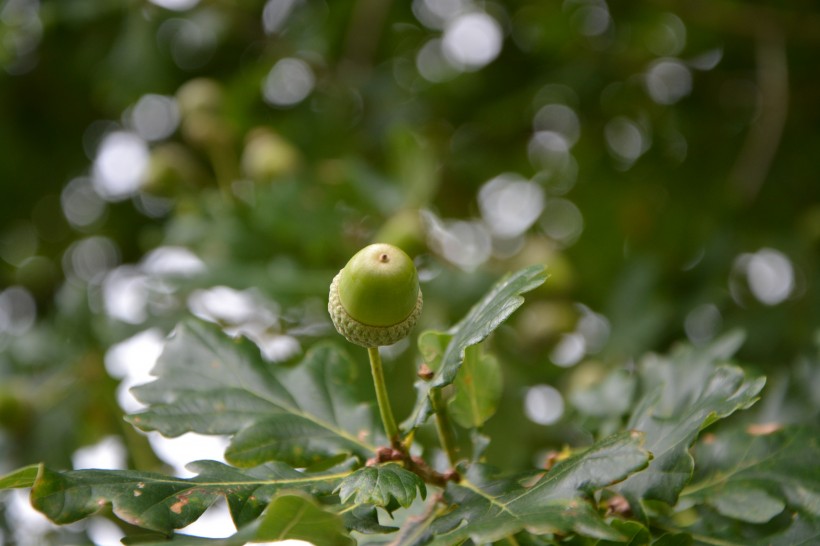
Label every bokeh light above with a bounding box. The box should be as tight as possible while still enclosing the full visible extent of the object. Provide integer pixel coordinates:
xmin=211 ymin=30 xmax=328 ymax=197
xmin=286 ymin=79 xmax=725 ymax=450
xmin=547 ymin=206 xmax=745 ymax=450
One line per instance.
xmin=157 ymin=17 xmax=217 ymax=70
xmin=103 ymin=266 xmax=148 ymax=324
xmin=524 ymin=384 xmax=565 ymax=425
xmin=685 ymin=303 xmax=722 ymax=345
xmin=413 ymin=0 xmax=470 ymax=30
xmin=424 ymin=213 xmax=492 ymax=271
xmin=149 ymin=0 xmax=200 ymax=10
xmin=550 ymin=333 xmax=585 ymax=367
xmin=416 ymin=38 xmax=457 ymax=82
xmin=263 ymin=58 xmax=315 ymax=107
xmin=0 ymin=0 xmax=42 ymax=74
xmin=442 ymin=12 xmax=503 ymax=71
xmin=604 ymin=116 xmax=650 ymax=166
xmin=528 ymin=131 xmax=573 ymax=177
xmin=478 ymin=174 xmax=545 ymax=239
xmin=142 ymin=246 xmax=206 ymax=277
xmin=736 ymin=248 xmax=795 ymax=306
xmin=63 ymin=236 xmax=120 ymax=284
xmin=645 ymin=58 xmax=692 ymax=105
xmin=747 ymin=249 xmax=795 ymax=305
xmin=262 ymin=0 xmax=299 ymax=34
xmin=60 ymin=177 xmax=106 ymax=229
xmin=92 ymin=132 xmax=150 ymax=201
xmin=130 ymin=94 xmax=180 ymax=142
xmin=730 ymin=249 xmax=796 ymax=306
xmin=645 ymin=13 xmax=686 ymax=56
xmin=0 ymin=286 xmax=37 ymax=336
xmin=540 ymin=198 xmax=584 ymax=247
xmin=534 ymin=104 xmax=581 ymax=147
xmin=570 ymin=4 xmax=611 ymax=38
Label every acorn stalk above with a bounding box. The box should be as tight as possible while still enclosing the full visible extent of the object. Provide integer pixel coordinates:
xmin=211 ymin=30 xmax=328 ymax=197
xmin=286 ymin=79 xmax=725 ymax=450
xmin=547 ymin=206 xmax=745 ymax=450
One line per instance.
xmin=328 ymin=243 xmax=423 ymax=445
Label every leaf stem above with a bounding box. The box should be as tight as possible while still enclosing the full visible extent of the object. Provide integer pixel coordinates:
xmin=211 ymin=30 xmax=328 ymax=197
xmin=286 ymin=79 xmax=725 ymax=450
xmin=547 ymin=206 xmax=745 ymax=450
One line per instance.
xmin=431 ymin=388 xmax=459 ymax=467
xmin=368 ymin=347 xmax=400 ymax=446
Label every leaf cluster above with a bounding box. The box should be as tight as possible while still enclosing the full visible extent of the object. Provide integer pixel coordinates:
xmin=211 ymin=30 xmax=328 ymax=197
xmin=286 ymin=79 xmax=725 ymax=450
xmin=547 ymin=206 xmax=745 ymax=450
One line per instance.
xmin=3 ymin=268 xmax=817 ymax=545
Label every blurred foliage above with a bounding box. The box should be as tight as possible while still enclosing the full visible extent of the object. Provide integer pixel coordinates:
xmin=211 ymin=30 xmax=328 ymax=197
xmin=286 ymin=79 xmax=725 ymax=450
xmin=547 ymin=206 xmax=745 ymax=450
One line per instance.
xmin=1 ymin=0 xmax=819 ymax=543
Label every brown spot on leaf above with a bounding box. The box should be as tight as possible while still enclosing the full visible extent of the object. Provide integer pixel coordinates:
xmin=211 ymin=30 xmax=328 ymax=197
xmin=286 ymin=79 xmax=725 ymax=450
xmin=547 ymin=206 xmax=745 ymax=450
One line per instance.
xmin=170 ymin=497 xmax=189 ymax=514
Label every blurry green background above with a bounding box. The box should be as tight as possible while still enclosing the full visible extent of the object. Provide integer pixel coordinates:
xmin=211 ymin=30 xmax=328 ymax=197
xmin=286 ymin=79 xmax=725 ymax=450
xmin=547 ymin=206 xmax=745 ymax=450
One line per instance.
xmin=1 ymin=0 xmax=819 ymax=543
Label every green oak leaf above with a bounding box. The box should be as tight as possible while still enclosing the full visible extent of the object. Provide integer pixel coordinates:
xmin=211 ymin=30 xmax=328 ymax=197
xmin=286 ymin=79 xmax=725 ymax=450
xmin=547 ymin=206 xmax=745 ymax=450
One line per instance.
xmin=596 ymin=520 xmax=651 ymax=545
xmin=0 ymin=464 xmax=39 ymax=489
xmin=336 ymin=463 xmax=426 ymax=511
xmin=684 ymin=425 xmax=820 ymax=523
xmin=341 ymin=504 xmax=398 ymax=534
xmin=257 ymin=492 xmax=354 ymax=546
xmin=448 ymin=344 xmax=502 ymax=429
xmin=119 ymin=492 xmax=355 ymax=546
xmin=128 ymin=320 xmax=381 ymax=468
xmin=392 ymin=430 xmax=650 ymax=545
xmin=762 ymin=513 xmax=820 ymax=546
xmin=405 ymin=265 xmax=547 ymax=429
xmin=26 ymin=458 xmax=352 ymax=534
xmin=614 ymin=332 xmax=765 ymax=517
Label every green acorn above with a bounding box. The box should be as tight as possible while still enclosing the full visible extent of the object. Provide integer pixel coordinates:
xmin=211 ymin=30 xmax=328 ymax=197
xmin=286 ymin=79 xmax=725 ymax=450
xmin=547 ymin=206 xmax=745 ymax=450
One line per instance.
xmin=328 ymin=243 xmax=422 ymax=347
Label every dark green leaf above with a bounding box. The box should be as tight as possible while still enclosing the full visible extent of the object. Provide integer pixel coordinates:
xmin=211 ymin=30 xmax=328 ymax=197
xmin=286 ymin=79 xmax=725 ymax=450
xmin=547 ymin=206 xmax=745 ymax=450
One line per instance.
xmin=257 ymin=492 xmax=354 ymax=546
xmin=684 ymin=425 xmax=820 ymax=523
xmin=341 ymin=504 xmax=398 ymax=534
xmin=128 ymin=320 xmax=380 ymax=467
xmin=393 ymin=431 xmax=650 ymax=545
xmin=28 ymin=459 xmax=351 ymax=534
xmin=337 ymin=463 xmax=426 ymax=510
xmin=762 ymin=513 xmax=820 ymax=546
xmin=0 ymin=464 xmax=39 ymax=489
xmin=119 ymin=492 xmax=356 ymax=546
xmin=448 ymin=344 xmax=502 ymax=429
xmin=406 ymin=265 xmax=547 ymax=429
xmin=596 ymin=520 xmax=650 ymax=545
xmin=615 ymin=333 xmax=765 ymax=516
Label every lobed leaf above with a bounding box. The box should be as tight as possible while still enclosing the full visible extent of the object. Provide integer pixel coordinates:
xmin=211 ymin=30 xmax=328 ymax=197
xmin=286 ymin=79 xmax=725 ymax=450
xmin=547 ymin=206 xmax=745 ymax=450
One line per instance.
xmin=392 ymin=430 xmax=650 ymax=545
xmin=684 ymin=425 xmax=820 ymax=524
xmin=447 ymin=344 xmax=503 ymax=430
xmin=257 ymin=492 xmax=355 ymax=546
xmin=119 ymin=492 xmax=355 ymax=546
xmin=128 ymin=320 xmax=381 ymax=468
xmin=0 ymin=464 xmax=39 ymax=489
xmin=27 ymin=458 xmax=352 ymax=534
xmin=336 ymin=463 xmax=426 ymax=511
xmin=614 ymin=333 xmax=765 ymax=517
xmin=341 ymin=504 xmax=398 ymax=534
xmin=596 ymin=520 xmax=651 ymax=545
xmin=405 ymin=265 xmax=547 ymax=429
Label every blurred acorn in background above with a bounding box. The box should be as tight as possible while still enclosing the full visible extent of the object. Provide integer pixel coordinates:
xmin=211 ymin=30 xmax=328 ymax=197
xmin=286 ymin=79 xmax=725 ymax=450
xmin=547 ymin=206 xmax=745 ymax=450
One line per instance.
xmin=373 ymin=208 xmax=427 ymax=257
xmin=141 ymin=142 xmax=209 ymax=196
xmin=176 ymin=78 xmax=234 ymax=150
xmin=240 ymin=128 xmax=301 ymax=182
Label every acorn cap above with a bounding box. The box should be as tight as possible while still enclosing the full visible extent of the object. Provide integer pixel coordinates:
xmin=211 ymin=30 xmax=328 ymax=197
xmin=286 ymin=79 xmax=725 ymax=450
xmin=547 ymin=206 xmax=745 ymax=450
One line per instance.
xmin=328 ymin=244 xmax=423 ymax=347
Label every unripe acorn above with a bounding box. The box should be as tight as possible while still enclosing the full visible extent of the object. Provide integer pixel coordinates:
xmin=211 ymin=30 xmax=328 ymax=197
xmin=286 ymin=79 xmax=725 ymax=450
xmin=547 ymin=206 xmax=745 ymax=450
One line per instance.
xmin=328 ymin=243 xmax=422 ymax=347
